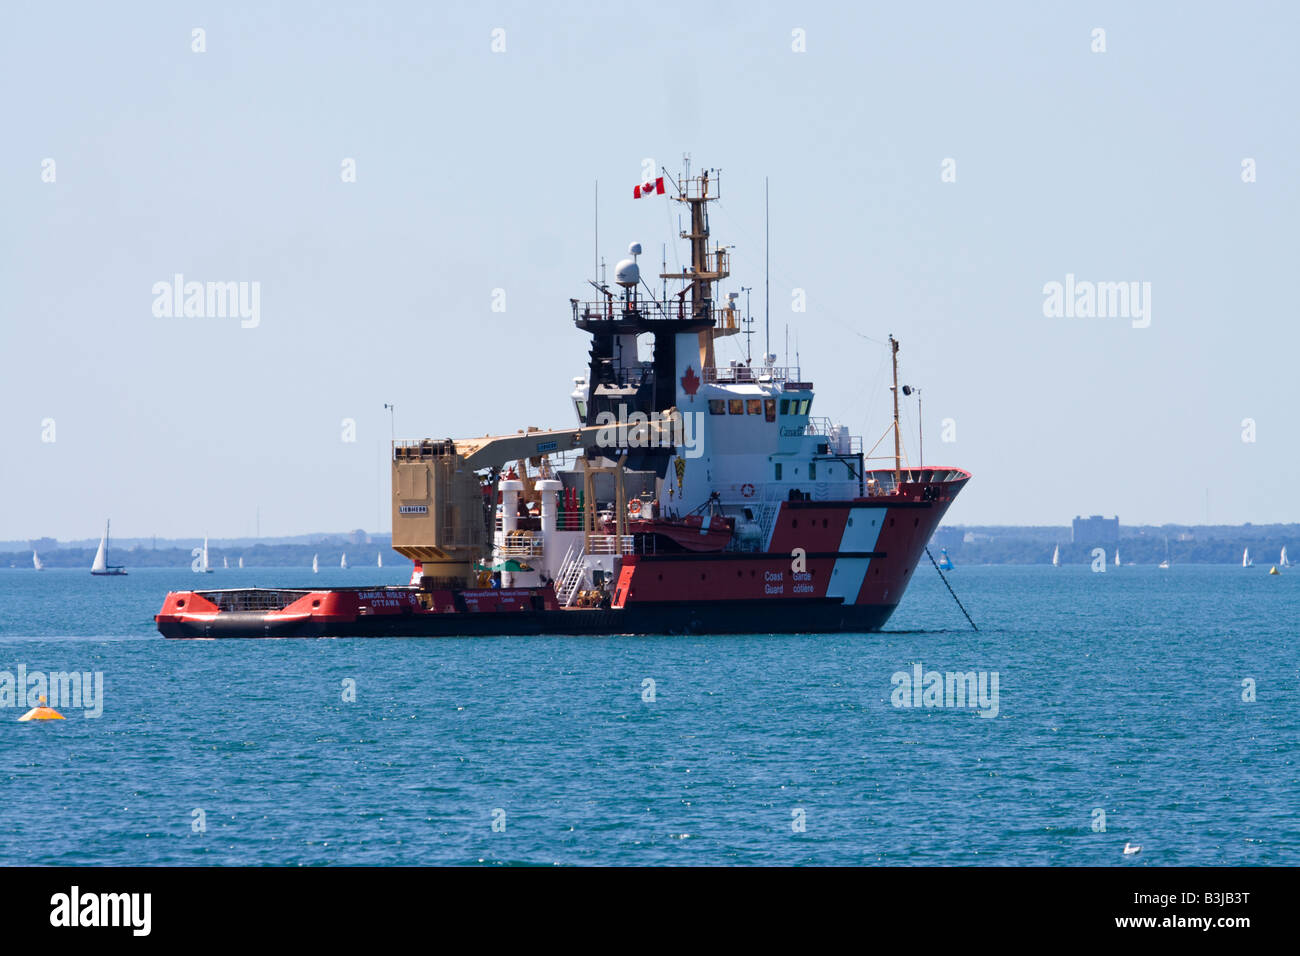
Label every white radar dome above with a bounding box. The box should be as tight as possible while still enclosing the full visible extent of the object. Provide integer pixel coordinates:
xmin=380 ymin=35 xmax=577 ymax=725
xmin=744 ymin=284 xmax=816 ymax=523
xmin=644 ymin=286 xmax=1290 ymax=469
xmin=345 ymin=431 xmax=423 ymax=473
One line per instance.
xmin=615 ymin=258 xmax=640 ymax=287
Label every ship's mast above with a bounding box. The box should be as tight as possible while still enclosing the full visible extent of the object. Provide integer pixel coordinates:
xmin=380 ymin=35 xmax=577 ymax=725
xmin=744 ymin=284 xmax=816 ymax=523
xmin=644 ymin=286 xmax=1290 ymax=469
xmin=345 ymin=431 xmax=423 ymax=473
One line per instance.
xmin=664 ymin=170 xmax=719 ymax=321
xmin=659 ymin=163 xmax=731 ymax=367
xmin=890 ymin=335 xmax=902 ymax=486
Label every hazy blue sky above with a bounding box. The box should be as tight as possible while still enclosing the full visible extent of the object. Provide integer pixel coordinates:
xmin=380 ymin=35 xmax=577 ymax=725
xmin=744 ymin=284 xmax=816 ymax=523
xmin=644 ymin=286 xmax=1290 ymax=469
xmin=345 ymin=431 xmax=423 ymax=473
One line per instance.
xmin=3 ymin=1 xmax=1296 ymax=541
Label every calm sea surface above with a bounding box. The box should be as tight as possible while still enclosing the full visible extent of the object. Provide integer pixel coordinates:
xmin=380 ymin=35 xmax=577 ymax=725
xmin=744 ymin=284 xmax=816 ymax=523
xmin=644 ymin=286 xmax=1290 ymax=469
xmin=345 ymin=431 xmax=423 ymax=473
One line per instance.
xmin=0 ymin=564 xmax=1295 ymax=865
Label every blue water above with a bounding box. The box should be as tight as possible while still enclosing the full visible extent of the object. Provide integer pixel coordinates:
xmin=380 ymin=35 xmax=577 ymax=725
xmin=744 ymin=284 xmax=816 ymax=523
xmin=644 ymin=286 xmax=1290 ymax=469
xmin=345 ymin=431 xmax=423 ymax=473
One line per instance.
xmin=0 ymin=564 xmax=1295 ymax=865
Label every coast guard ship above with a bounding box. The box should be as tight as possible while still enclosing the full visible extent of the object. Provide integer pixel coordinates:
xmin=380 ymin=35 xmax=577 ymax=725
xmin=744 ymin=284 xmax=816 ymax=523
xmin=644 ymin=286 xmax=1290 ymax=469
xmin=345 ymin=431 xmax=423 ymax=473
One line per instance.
xmin=156 ymin=164 xmax=969 ymax=637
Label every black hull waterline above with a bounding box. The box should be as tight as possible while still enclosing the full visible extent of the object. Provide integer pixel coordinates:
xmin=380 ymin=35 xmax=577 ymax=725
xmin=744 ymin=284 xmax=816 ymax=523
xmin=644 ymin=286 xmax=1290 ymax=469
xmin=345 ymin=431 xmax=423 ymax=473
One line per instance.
xmin=157 ymin=599 xmax=899 ymax=639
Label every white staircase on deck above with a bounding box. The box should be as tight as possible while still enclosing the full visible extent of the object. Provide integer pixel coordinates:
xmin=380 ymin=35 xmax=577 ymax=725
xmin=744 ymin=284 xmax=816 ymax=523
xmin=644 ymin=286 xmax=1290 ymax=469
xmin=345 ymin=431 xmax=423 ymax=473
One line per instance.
xmin=553 ymin=543 xmax=587 ymax=608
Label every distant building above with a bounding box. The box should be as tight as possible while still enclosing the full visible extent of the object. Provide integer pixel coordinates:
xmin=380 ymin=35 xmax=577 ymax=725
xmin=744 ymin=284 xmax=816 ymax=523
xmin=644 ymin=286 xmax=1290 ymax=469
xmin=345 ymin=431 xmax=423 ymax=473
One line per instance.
xmin=930 ymin=527 xmax=965 ymax=549
xmin=350 ymin=528 xmax=370 ymax=546
xmin=1072 ymin=515 xmax=1119 ymax=546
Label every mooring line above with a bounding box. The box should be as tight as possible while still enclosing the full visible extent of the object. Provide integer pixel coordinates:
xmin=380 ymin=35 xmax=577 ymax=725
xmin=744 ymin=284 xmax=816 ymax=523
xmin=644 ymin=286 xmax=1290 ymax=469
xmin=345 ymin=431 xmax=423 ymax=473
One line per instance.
xmin=926 ymin=547 xmax=978 ymax=631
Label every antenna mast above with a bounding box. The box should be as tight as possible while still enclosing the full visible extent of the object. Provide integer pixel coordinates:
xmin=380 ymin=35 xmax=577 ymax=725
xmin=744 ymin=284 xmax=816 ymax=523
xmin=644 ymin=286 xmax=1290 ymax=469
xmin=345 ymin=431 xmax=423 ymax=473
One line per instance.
xmin=764 ymin=177 xmax=770 ymax=361
xmin=890 ymin=335 xmax=902 ymax=486
xmin=741 ymin=286 xmax=754 ymax=363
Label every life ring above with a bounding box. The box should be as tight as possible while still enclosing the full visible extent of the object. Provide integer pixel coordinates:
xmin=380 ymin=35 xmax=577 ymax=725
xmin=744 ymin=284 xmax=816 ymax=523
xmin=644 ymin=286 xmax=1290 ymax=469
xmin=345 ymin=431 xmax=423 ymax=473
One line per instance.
xmin=628 ymin=499 xmax=642 ymax=516
xmin=740 ymin=483 xmax=756 ymax=498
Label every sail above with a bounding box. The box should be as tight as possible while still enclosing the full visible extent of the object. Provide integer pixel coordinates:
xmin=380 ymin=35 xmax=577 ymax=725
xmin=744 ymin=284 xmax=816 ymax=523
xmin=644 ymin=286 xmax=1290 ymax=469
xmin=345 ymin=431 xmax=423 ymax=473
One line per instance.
xmin=1051 ymin=545 xmax=1060 ymax=567
xmin=202 ymin=537 xmax=211 ymax=572
xmin=91 ymin=535 xmax=107 ymax=573
xmin=238 ymin=556 xmax=244 ymax=569
xmin=312 ymin=554 xmax=319 ymax=573
xmin=377 ymin=552 xmax=383 ymax=568
xmin=33 ymin=550 xmax=43 ymax=571
xmin=1243 ymin=548 xmax=1250 ymax=567
xmin=1114 ymin=549 xmax=1120 ymax=566
xmin=223 ymin=556 xmax=229 ymax=569
xmin=341 ymin=553 xmax=348 ymax=570
xmin=1282 ymin=547 xmax=1289 ymax=568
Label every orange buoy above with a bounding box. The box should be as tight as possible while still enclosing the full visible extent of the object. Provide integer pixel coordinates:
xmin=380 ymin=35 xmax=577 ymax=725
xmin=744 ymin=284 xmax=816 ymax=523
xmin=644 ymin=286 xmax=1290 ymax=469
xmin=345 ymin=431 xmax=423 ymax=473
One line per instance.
xmin=18 ymin=695 xmax=65 ymax=722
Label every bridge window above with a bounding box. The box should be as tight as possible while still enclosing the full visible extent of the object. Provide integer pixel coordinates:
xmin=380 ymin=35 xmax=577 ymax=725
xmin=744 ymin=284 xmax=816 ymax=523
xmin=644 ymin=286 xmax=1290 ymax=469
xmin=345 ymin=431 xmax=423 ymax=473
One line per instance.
xmin=728 ymin=399 xmax=744 ymax=415
xmin=774 ymin=463 xmax=783 ymax=480
xmin=708 ymin=400 xmax=726 ymax=415
xmin=746 ymin=399 xmax=762 ymax=415
xmin=779 ymin=399 xmax=790 ymax=415
xmin=797 ymin=399 xmax=811 ymax=415
xmin=764 ymin=399 xmax=776 ymax=422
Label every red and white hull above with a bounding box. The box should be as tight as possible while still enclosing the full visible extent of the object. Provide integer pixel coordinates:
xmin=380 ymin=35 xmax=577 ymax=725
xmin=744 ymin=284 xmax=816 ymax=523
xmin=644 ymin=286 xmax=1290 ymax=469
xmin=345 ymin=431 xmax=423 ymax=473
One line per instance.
xmin=156 ymin=470 xmax=968 ymax=638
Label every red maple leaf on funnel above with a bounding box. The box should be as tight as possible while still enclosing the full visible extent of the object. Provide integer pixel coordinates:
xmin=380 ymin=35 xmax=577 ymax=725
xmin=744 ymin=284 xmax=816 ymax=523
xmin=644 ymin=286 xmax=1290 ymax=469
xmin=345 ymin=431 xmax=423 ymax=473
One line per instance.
xmin=680 ymin=366 xmax=701 ymax=401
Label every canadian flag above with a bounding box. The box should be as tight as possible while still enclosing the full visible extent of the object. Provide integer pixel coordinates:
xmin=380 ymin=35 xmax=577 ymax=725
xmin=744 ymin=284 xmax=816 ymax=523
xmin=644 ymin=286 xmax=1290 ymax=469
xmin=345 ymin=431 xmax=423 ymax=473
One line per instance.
xmin=634 ymin=177 xmax=665 ymax=199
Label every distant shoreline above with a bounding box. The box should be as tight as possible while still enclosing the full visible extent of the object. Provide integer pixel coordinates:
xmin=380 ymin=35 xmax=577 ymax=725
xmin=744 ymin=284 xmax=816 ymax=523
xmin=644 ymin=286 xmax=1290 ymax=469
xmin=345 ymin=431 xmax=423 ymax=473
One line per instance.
xmin=6 ymin=523 xmax=1296 ymax=568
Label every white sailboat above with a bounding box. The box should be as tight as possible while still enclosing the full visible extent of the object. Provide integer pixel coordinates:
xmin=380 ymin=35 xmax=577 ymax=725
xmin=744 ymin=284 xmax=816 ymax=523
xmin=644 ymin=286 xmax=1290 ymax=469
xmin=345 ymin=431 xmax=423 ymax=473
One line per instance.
xmin=312 ymin=554 xmax=319 ymax=574
xmin=377 ymin=552 xmax=383 ymax=569
xmin=32 ymin=550 xmax=44 ymax=571
xmin=90 ymin=519 xmax=127 ymax=575
xmin=1158 ymin=536 xmax=1170 ymax=569
xmin=198 ymin=537 xmax=214 ymax=573
xmin=1281 ymin=547 xmax=1290 ymax=568
xmin=1114 ymin=548 xmax=1120 ymax=567
xmin=223 ymin=556 xmax=229 ymax=569
xmin=340 ymin=553 xmax=349 ymax=570
xmin=238 ymin=556 xmax=244 ymax=569
xmin=1051 ymin=544 xmax=1060 ymax=567
xmin=1242 ymin=547 xmax=1253 ymax=568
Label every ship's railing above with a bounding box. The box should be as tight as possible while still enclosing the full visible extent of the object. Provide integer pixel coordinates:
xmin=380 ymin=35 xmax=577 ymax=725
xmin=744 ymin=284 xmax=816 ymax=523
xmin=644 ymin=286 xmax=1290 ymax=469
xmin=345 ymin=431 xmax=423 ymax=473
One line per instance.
xmin=200 ymin=589 xmax=312 ymax=612
xmin=803 ymin=417 xmax=865 ymax=455
xmin=393 ymin=439 xmax=456 ymax=461
xmin=496 ymin=534 xmax=545 ymax=558
xmin=494 ymin=512 xmax=586 ymax=532
xmin=573 ymin=300 xmax=675 ymax=322
xmin=572 ymin=301 xmax=735 ymax=326
xmin=862 ymin=467 xmax=970 ymax=497
xmin=596 ymin=366 xmax=655 ymax=388
xmin=703 ymin=365 xmax=802 ymax=385
xmin=586 ymin=534 xmax=635 ymax=555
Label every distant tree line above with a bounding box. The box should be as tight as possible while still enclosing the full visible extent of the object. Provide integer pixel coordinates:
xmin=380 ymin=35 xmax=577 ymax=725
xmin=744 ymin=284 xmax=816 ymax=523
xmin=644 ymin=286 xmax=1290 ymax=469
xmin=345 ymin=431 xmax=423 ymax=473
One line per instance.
xmin=7 ymin=540 xmax=400 ymax=570
xmin=930 ymin=525 xmax=1299 ymax=565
